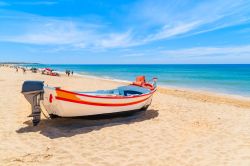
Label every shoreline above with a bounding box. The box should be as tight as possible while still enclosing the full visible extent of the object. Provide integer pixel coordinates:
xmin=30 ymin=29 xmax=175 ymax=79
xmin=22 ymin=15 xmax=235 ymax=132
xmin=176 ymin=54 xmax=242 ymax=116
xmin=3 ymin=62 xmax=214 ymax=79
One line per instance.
xmin=78 ymin=75 xmax=250 ymax=109
xmin=71 ymin=69 xmax=250 ymax=108
xmin=17 ymin=64 xmax=250 ymax=99
xmin=73 ymin=71 xmax=250 ymax=99
xmin=46 ymin=67 xmax=250 ymax=109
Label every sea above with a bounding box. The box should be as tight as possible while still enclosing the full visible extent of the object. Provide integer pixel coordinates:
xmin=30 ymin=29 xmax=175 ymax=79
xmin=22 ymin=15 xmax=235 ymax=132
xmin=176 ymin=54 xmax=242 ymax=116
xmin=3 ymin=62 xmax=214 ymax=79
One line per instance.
xmin=22 ymin=64 xmax=250 ymax=97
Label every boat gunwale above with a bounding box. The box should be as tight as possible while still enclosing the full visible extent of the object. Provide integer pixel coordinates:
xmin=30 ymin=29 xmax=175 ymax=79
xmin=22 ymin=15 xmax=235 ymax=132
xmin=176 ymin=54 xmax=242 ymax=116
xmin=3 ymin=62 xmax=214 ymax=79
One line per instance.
xmin=54 ymin=87 xmax=156 ymax=99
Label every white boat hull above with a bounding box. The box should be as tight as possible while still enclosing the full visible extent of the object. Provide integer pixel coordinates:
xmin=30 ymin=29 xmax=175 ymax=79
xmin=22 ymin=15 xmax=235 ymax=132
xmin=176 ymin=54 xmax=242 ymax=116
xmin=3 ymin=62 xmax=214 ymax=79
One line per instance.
xmin=42 ymin=87 xmax=155 ymax=117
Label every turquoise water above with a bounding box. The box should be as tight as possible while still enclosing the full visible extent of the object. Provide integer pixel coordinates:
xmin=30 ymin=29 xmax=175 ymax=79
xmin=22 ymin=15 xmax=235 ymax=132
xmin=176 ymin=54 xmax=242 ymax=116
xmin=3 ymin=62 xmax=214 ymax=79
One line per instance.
xmin=23 ymin=64 xmax=250 ymax=97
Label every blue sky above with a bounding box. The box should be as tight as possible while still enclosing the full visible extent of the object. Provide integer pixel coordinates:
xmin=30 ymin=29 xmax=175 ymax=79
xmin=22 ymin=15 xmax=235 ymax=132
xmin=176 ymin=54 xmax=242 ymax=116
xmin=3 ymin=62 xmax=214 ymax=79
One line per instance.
xmin=0 ymin=0 xmax=250 ymax=64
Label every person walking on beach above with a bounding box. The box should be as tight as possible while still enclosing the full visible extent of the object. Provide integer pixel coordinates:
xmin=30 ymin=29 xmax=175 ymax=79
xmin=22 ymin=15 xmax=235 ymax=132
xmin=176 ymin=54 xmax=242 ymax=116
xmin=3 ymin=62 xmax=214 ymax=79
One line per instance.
xmin=16 ymin=67 xmax=18 ymax=72
xmin=66 ymin=70 xmax=70 ymax=76
xmin=71 ymin=71 xmax=73 ymax=76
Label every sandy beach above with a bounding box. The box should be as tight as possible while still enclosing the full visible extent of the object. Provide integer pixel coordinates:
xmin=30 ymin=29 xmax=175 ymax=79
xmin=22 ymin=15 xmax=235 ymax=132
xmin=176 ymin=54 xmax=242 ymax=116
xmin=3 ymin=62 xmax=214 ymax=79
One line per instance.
xmin=1 ymin=66 xmax=250 ymax=166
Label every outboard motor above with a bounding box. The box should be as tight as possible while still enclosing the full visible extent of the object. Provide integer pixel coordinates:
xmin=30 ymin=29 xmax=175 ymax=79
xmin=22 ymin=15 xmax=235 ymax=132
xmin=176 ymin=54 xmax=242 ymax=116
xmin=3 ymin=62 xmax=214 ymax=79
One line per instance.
xmin=21 ymin=81 xmax=44 ymax=126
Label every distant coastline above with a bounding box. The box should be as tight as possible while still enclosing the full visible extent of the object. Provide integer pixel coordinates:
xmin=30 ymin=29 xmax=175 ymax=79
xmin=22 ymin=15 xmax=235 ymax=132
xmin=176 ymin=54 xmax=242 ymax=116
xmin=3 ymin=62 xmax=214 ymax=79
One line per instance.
xmin=0 ymin=62 xmax=40 ymax=65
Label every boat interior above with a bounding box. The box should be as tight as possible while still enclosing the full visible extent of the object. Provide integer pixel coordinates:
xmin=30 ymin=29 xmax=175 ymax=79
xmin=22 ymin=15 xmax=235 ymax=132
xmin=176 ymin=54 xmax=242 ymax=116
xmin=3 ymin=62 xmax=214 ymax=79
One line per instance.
xmin=78 ymin=85 xmax=151 ymax=97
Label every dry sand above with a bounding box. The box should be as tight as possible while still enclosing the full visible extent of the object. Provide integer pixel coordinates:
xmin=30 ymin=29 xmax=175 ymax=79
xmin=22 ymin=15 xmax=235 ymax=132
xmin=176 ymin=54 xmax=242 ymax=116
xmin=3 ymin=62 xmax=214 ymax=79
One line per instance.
xmin=0 ymin=66 xmax=250 ymax=166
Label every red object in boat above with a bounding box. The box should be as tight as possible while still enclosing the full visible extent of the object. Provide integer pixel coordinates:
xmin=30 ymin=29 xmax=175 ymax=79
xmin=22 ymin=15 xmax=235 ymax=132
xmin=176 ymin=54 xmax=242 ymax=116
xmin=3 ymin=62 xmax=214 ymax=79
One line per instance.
xmin=132 ymin=76 xmax=155 ymax=90
xmin=133 ymin=76 xmax=146 ymax=86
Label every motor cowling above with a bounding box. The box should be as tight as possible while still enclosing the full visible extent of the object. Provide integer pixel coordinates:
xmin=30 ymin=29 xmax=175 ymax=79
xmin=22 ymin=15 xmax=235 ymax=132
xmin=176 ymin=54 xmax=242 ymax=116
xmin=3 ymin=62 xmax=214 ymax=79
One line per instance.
xmin=21 ymin=81 xmax=44 ymax=126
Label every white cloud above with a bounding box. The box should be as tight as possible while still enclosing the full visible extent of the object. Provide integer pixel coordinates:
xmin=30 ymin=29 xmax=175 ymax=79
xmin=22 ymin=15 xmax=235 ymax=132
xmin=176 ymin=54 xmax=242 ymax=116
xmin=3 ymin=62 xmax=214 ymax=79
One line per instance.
xmin=1 ymin=19 xmax=90 ymax=45
xmin=161 ymin=45 xmax=250 ymax=57
xmin=130 ymin=0 xmax=250 ymax=43
xmin=144 ymin=21 xmax=201 ymax=42
xmin=0 ymin=13 xmax=135 ymax=50
xmin=118 ymin=45 xmax=250 ymax=63
xmin=0 ymin=0 xmax=250 ymax=49
xmin=96 ymin=31 xmax=134 ymax=48
xmin=121 ymin=53 xmax=145 ymax=57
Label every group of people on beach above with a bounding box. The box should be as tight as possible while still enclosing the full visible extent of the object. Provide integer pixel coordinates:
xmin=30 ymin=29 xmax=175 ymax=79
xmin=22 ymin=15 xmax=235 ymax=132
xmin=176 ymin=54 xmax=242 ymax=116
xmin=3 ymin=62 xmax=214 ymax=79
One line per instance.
xmin=3 ymin=65 xmax=76 ymax=77
xmin=65 ymin=70 xmax=74 ymax=76
xmin=15 ymin=66 xmax=26 ymax=73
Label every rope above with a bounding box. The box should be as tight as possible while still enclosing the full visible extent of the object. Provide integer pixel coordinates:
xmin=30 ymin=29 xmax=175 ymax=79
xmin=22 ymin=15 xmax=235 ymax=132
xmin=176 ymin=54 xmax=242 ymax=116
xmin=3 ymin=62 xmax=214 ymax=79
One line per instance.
xmin=40 ymin=104 xmax=51 ymax=119
xmin=41 ymin=109 xmax=50 ymax=119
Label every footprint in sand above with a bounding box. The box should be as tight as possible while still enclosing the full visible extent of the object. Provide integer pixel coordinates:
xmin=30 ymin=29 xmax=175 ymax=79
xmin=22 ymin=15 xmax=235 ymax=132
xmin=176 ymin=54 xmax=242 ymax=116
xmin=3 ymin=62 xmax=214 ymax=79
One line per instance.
xmin=10 ymin=153 xmax=53 ymax=163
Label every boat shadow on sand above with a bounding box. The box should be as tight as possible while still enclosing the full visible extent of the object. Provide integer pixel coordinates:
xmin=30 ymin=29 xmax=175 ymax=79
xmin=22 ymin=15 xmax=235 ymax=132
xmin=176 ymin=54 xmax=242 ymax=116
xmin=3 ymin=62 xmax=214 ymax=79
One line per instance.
xmin=16 ymin=109 xmax=159 ymax=139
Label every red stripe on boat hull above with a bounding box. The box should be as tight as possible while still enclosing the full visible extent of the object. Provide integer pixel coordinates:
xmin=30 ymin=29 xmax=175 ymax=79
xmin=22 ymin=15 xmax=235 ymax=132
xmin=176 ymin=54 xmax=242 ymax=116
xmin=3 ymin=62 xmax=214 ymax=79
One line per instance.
xmin=55 ymin=96 xmax=151 ymax=107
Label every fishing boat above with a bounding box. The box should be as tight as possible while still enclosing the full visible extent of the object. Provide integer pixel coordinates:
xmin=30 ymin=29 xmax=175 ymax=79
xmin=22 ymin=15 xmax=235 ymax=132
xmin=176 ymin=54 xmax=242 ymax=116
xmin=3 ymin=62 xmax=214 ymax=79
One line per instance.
xmin=21 ymin=76 xmax=157 ymax=125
